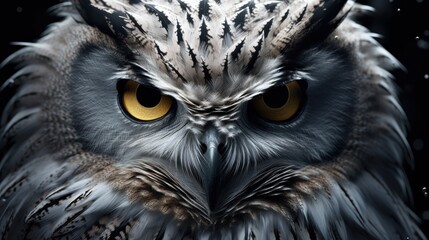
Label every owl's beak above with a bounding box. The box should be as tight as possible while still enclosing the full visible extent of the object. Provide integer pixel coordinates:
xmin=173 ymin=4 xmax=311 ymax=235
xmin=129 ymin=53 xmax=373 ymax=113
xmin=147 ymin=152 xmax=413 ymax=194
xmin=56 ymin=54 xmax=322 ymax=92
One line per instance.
xmin=201 ymin=128 xmax=223 ymax=208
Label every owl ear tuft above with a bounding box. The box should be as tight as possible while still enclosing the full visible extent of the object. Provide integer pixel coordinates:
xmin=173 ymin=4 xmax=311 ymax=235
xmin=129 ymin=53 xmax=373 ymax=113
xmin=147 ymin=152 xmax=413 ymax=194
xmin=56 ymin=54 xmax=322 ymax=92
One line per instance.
xmin=72 ymin=0 xmax=129 ymax=39
xmin=270 ymin=0 xmax=352 ymax=55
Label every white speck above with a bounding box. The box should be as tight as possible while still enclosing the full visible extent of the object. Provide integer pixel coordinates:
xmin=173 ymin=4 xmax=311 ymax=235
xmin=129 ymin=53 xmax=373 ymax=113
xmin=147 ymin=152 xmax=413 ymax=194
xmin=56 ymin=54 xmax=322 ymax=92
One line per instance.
xmin=424 ymin=74 xmax=429 ymax=79
xmin=1 ymin=198 xmax=5 ymax=202
xmin=397 ymin=8 xmax=401 ymax=12
xmin=334 ymin=35 xmax=338 ymax=39
xmin=423 ymin=187 xmax=428 ymax=197
xmin=416 ymin=36 xmax=420 ymax=40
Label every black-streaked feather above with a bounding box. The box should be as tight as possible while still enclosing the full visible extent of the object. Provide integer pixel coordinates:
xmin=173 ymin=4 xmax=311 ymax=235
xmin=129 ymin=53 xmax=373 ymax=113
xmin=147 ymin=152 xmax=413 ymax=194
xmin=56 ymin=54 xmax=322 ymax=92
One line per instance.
xmin=220 ymin=19 xmax=233 ymax=47
xmin=230 ymin=38 xmax=246 ymax=61
xmin=280 ymin=9 xmax=290 ymax=23
xmin=187 ymin=43 xmax=199 ymax=69
xmin=176 ymin=20 xmax=184 ymax=45
xmin=166 ymin=62 xmax=189 ymax=83
xmin=73 ymin=0 xmax=129 ymax=38
xmin=125 ymin=13 xmax=148 ymax=36
xmin=265 ymin=2 xmax=280 ymax=13
xmin=238 ymin=0 xmax=256 ymax=15
xmin=144 ymin=4 xmax=172 ymax=33
xmin=199 ymin=19 xmax=212 ymax=47
xmin=222 ymin=54 xmax=229 ymax=75
xmin=129 ymin=0 xmax=141 ymax=5
xmin=245 ymin=35 xmax=264 ymax=73
xmin=201 ymin=60 xmax=212 ymax=84
xmin=186 ymin=11 xmax=194 ymax=25
xmin=176 ymin=0 xmax=191 ymax=12
xmin=259 ymin=18 xmax=274 ymax=38
xmin=198 ymin=0 xmax=212 ymax=20
xmin=232 ymin=8 xmax=248 ymax=30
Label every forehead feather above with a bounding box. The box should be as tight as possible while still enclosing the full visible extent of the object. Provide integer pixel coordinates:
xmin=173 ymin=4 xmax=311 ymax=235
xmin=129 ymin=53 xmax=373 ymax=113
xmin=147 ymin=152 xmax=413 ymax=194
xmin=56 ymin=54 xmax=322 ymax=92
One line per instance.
xmin=73 ymin=0 xmax=350 ymax=99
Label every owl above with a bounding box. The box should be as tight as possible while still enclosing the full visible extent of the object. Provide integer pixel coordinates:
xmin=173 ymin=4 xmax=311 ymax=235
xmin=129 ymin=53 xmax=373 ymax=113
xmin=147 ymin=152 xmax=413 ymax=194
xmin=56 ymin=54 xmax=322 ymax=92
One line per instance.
xmin=0 ymin=0 xmax=426 ymax=239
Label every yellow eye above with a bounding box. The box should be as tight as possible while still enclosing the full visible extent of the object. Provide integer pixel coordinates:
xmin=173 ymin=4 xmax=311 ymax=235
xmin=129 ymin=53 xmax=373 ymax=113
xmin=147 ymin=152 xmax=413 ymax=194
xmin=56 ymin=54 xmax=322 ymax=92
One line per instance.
xmin=120 ymin=80 xmax=173 ymax=121
xmin=251 ymin=80 xmax=304 ymax=122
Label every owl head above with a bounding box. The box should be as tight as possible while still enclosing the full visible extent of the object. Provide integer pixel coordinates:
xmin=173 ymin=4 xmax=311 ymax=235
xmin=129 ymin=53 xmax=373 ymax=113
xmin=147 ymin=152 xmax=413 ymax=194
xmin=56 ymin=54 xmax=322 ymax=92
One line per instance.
xmin=0 ymin=0 xmax=426 ymax=239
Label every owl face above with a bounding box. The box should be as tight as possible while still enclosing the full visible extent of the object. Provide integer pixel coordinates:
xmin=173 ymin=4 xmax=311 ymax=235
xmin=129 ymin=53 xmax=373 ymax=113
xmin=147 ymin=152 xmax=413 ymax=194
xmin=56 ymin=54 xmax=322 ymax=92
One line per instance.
xmin=71 ymin=45 xmax=356 ymax=213
xmin=70 ymin=0 xmax=356 ymax=199
xmin=0 ymin=0 xmax=425 ymax=239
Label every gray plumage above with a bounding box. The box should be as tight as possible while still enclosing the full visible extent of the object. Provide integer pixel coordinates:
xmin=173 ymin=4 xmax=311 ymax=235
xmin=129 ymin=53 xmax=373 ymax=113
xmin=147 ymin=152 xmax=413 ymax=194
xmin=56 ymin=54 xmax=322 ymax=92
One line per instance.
xmin=0 ymin=0 xmax=426 ymax=239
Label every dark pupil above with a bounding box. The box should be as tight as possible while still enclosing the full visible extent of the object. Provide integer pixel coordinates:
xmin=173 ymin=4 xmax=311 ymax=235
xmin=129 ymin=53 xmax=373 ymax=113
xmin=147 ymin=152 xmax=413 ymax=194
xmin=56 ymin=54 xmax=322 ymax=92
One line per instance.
xmin=263 ymin=85 xmax=289 ymax=108
xmin=136 ymin=86 xmax=162 ymax=108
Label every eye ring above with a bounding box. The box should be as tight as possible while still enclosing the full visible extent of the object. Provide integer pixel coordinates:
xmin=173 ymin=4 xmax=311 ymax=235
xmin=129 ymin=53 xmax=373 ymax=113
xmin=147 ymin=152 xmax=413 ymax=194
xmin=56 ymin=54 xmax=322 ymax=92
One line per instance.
xmin=119 ymin=80 xmax=174 ymax=122
xmin=250 ymin=80 xmax=304 ymax=122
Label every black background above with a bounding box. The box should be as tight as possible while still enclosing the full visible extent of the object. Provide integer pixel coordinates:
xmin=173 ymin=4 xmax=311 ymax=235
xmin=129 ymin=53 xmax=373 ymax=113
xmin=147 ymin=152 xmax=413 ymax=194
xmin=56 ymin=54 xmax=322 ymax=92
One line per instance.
xmin=0 ymin=0 xmax=428 ymax=237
